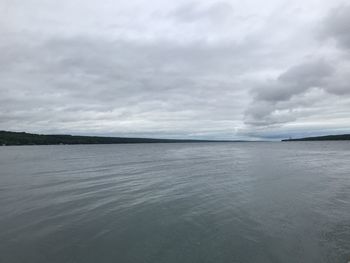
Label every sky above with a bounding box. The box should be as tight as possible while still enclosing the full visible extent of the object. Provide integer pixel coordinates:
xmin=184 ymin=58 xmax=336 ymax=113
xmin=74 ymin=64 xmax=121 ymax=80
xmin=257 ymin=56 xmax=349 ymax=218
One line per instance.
xmin=1 ymin=0 xmax=350 ymax=140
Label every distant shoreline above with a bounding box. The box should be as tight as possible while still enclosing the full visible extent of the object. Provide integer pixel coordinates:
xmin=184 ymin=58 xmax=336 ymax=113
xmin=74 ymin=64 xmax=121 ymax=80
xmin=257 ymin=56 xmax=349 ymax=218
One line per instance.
xmin=282 ymin=134 xmax=350 ymax=141
xmin=2 ymin=130 xmax=349 ymax=146
xmin=0 ymin=131 xmax=245 ymax=146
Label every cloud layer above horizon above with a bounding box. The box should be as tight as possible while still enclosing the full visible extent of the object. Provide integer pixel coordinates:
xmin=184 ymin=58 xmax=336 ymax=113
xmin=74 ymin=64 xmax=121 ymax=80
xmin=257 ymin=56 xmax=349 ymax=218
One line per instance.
xmin=1 ymin=0 xmax=350 ymax=140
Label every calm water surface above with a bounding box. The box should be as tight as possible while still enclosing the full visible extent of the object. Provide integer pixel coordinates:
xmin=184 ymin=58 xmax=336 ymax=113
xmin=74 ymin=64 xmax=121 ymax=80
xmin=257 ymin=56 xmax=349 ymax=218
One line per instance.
xmin=0 ymin=142 xmax=349 ymax=263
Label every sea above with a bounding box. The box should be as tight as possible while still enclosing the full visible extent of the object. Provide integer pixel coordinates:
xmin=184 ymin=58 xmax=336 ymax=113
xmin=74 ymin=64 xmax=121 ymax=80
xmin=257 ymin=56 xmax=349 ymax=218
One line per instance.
xmin=0 ymin=142 xmax=349 ymax=263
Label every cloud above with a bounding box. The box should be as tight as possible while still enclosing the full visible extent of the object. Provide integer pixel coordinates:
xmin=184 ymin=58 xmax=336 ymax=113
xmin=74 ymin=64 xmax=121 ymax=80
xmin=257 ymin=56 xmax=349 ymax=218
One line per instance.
xmin=171 ymin=1 xmax=234 ymax=24
xmin=1 ymin=0 xmax=350 ymax=139
xmin=0 ymin=34 xmax=253 ymax=137
xmin=321 ymin=4 xmax=350 ymax=49
xmin=245 ymin=56 xmax=350 ymax=127
xmin=255 ymin=60 xmax=334 ymax=102
xmin=245 ymin=4 xmax=350 ymax=129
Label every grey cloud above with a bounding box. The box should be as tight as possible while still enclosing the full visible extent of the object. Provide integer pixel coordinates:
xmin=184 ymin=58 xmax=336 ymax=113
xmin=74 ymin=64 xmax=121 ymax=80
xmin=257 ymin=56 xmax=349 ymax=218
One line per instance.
xmin=244 ymin=101 xmax=286 ymax=126
xmin=1 ymin=0 xmax=350 ymax=139
xmin=245 ymin=57 xmax=350 ymax=126
xmin=245 ymin=3 xmax=350 ymax=128
xmin=254 ymin=60 xmax=334 ymax=103
xmin=321 ymin=4 xmax=350 ymax=49
xmin=278 ymin=60 xmax=333 ymax=86
xmin=0 ymin=34 xmax=253 ymax=135
xmin=171 ymin=1 xmax=234 ymax=24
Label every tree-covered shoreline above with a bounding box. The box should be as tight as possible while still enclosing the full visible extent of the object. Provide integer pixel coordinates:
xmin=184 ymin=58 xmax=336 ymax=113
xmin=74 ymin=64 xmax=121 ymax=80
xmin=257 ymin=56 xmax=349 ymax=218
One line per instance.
xmin=282 ymin=134 xmax=350 ymax=141
xmin=0 ymin=131 xmax=233 ymax=146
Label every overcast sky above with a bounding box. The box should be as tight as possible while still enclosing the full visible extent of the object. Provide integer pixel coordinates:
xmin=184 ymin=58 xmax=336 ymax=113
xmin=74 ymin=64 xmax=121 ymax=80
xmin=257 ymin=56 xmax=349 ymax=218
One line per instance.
xmin=1 ymin=0 xmax=350 ymax=140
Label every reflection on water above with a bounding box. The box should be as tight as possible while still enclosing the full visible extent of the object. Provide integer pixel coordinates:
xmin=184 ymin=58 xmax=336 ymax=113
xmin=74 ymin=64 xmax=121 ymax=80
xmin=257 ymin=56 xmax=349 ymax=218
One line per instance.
xmin=0 ymin=142 xmax=349 ymax=263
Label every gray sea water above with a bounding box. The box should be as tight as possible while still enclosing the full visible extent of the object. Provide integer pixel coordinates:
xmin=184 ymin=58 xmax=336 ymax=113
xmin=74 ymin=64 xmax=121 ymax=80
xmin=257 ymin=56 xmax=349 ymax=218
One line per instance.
xmin=0 ymin=142 xmax=349 ymax=263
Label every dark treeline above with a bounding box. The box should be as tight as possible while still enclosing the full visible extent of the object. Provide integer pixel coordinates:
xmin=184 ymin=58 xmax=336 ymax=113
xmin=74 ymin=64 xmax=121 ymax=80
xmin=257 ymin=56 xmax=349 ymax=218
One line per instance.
xmin=0 ymin=131 xmax=235 ymax=146
xmin=282 ymin=134 xmax=350 ymax=141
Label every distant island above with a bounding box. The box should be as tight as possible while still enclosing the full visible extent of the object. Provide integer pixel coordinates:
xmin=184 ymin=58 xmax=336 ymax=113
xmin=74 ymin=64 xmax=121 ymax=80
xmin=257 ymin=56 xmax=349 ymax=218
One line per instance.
xmin=282 ymin=134 xmax=350 ymax=141
xmin=0 ymin=131 xmax=238 ymax=146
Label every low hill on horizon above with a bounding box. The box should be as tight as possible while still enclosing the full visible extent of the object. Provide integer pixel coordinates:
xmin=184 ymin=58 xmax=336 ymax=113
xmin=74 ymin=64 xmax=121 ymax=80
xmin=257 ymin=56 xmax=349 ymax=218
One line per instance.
xmin=282 ymin=134 xmax=350 ymax=141
xmin=0 ymin=131 xmax=236 ymax=146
